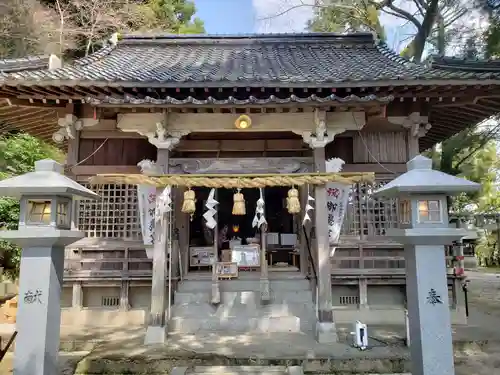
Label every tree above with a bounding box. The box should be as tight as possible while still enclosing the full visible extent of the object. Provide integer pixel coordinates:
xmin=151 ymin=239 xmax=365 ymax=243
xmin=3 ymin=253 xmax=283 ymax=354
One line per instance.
xmin=308 ymin=0 xmax=386 ymax=40
xmin=273 ymin=0 xmax=476 ymax=62
xmin=0 ymin=0 xmax=205 ymax=58
xmin=0 ymin=134 xmax=64 ymax=279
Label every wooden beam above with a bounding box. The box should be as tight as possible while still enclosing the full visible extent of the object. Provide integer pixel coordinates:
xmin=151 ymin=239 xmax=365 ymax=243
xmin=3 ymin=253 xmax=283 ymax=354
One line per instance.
xmin=343 ymin=163 xmax=407 ymax=173
xmin=80 ymin=130 xmax=145 ymax=139
xmin=72 ymin=165 xmax=141 ymax=176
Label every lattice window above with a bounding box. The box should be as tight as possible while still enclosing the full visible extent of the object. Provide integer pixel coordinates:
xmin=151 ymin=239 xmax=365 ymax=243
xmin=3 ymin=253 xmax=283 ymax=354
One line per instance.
xmin=340 ymin=184 xmax=361 ymax=235
xmin=101 ymin=296 xmax=120 ymax=307
xmin=339 ymin=296 xmax=360 ymax=305
xmin=347 ymin=178 xmax=399 ymax=237
xmin=77 ymin=183 xmax=141 ymax=240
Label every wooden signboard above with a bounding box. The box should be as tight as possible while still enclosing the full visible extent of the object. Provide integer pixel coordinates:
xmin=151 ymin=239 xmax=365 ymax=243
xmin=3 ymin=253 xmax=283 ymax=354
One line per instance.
xmin=190 ymin=246 xmax=216 ymax=267
xmin=231 ymin=244 xmax=260 ymax=267
xmin=215 ymin=262 xmax=238 ymax=279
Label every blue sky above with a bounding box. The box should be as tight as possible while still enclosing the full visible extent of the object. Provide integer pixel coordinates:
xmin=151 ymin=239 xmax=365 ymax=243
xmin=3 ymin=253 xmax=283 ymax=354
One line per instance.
xmin=195 ymin=0 xmax=256 ymax=34
xmin=194 ymin=0 xmax=406 ymax=50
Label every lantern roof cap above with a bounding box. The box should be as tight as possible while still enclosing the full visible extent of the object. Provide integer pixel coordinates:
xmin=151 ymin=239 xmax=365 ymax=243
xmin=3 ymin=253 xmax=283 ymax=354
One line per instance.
xmin=0 ymin=159 xmax=99 ymax=200
xmin=373 ymin=155 xmax=480 ymax=198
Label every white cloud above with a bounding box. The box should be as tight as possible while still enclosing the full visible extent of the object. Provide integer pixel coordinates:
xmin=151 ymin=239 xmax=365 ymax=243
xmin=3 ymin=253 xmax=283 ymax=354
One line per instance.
xmin=252 ymin=0 xmax=315 ymax=33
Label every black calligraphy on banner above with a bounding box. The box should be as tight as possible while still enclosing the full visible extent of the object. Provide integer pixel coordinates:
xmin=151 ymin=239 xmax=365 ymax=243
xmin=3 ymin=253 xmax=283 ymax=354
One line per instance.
xmin=426 ymin=288 xmax=443 ymax=305
xmin=24 ymin=289 xmax=42 ymax=304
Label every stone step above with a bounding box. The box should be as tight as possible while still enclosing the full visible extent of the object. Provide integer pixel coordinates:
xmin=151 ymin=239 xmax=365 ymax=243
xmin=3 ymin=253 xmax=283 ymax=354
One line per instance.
xmin=175 ymin=290 xmax=313 ymax=304
xmin=169 ymin=315 xmax=315 ymax=333
xmin=177 ymin=279 xmax=310 ymax=293
xmin=171 ymin=301 xmax=316 ymax=318
xmin=173 ymin=365 xmax=292 ymax=375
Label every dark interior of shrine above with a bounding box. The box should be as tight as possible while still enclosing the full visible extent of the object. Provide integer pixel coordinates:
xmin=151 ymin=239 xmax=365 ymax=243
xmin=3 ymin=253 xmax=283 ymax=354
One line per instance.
xmin=189 ymin=187 xmax=294 ymax=248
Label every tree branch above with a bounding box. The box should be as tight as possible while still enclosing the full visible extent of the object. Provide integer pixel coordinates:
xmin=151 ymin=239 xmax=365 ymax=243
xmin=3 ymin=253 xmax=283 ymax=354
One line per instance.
xmin=379 ymin=0 xmax=423 ymax=30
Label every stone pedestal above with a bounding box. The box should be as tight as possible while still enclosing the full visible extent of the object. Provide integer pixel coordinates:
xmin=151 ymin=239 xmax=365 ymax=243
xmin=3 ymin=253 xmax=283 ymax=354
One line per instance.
xmin=373 ymin=155 xmax=480 ymax=375
xmin=0 ymin=159 xmax=98 ymax=375
xmin=405 ymin=245 xmax=454 ymax=375
xmin=14 ymin=246 xmax=65 ymax=375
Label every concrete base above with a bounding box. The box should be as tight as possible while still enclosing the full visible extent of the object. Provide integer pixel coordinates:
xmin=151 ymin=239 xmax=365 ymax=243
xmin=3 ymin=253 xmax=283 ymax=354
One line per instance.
xmin=260 ymin=278 xmax=270 ymax=304
xmin=315 ymin=321 xmax=338 ymax=343
xmin=210 ymin=282 xmax=220 ymax=305
xmin=144 ymin=325 xmax=167 ymax=345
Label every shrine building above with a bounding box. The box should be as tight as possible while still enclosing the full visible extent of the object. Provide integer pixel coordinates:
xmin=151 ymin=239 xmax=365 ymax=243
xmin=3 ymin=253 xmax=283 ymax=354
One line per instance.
xmin=0 ymin=32 xmax=498 ymax=341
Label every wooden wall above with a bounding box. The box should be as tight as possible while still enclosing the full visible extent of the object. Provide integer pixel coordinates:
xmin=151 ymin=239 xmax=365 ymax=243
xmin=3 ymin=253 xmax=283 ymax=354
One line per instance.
xmin=352 ymin=132 xmax=407 ymax=163
xmin=75 ymin=129 xmax=407 ymax=171
xmin=78 ymin=138 xmax=157 ymax=165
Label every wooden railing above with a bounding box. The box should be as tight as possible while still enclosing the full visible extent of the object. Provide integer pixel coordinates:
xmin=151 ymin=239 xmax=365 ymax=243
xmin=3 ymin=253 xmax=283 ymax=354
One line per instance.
xmin=331 ymin=247 xmax=405 ymax=275
xmin=63 ymin=240 xmax=160 ymax=280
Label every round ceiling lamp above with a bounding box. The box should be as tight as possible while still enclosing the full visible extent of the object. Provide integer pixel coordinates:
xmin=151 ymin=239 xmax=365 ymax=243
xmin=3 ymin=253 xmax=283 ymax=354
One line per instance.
xmin=235 ymin=114 xmax=251 ymax=130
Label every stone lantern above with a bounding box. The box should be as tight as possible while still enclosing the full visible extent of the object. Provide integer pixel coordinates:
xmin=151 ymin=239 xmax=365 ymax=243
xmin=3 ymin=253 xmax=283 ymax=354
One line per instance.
xmin=0 ymin=159 xmax=99 ymax=375
xmin=373 ymin=155 xmax=479 ymax=375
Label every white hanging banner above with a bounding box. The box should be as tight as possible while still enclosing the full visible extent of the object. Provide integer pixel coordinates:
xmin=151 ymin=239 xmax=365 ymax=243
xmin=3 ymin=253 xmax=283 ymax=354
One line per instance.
xmin=326 ymin=183 xmax=350 ymax=246
xmin=325 ymin=158 xmax=350 ymax=251
xmin=137 ymin=184 xmax=157 ymax=246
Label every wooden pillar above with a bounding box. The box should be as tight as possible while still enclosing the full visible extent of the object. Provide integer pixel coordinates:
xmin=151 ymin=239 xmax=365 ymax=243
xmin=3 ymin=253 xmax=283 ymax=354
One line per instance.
xmin=313 ymin=146 xmax=338 ymax=343
xmin=211 ymin=189 xmax=220 ymax=304
xmin=359 ymin=278 xmax=368 ymax=310
xmin=407 ymin=131 xmax=420 ymax=159
xmin=120 ymin=280 xmax=130 ymax=311
xmin=66 ymin=130 xmax=80 ymax=230
xmin=145 ymin=148 xmax=169 ymax=344
xmin=299 ymin=186 xmax=309 ymax=274
xmin=260 ymin=222 xmax=270 ymax=303
xmin=71 ymin=282 xmax=82 ymax=310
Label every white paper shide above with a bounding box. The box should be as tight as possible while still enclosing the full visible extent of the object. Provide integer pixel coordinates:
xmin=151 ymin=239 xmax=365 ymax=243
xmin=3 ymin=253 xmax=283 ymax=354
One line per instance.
xmin=203 ymin=188 xmax=219 ymax=229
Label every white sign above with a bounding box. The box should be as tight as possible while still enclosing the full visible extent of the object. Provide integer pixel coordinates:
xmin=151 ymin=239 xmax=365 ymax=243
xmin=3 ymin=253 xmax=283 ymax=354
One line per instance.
xmin=326 ymin=183 xmax=350 ymax=246
xmin=232 ymin=244 xmax=260 ymax=267
xmin=137 ymin=185 xmax=156 ymax=245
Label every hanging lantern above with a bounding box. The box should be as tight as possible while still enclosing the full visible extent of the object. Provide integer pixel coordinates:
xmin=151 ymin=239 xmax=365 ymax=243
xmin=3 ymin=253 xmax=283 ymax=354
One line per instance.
xmin=232 ymin=188 xmax=246 ymax=215
xmin=182 ymin=188 xmax=196 ymax=218
xmin=232 ymin=225 xmax=240 ymax=233
xmin=286 ymin=187 xmax=301 ymax=214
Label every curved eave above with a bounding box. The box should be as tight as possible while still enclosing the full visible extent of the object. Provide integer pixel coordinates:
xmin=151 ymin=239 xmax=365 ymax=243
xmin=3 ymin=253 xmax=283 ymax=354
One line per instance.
xmin=84 ymin=93 xmax=394 ymax=107
xmin=0 ymin=99 xmax=62 ymax=147
xmin=3 ymin=77 xmax=500 ymax=89
xmin=420 ymin=96 xmax=500 ymax=151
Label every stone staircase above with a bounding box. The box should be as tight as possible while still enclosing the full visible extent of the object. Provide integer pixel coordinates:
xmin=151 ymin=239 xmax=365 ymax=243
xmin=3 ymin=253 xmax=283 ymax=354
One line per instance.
xmin=169 ymin=273 xmax=316 ymax=333
xmin=172 ymin=366 xmax=303 ymax=375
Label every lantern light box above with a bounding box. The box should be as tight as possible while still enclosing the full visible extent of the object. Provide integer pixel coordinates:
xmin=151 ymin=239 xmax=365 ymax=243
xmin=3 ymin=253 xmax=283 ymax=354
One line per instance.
xmin=21 ymin=196 xmax=72 ymax=230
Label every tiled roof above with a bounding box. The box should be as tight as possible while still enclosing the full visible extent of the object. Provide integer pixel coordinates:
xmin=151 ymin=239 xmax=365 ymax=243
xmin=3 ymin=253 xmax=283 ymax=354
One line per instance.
xmin=0 ymin=55 xmax=50 ymax=75
xmin=2 ymin=33 xmax=500 ymax=87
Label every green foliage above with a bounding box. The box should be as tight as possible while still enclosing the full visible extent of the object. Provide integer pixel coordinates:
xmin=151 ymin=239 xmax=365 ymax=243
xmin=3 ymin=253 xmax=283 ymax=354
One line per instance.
xmin=430 ymin=124 xmax=500 ymax=214
xmin=0 ymin=133 xmax=64 ymax=280
xmin=1 ymin=0 xmax=205 ymax=58
xmin=475 ymin=230 xmax=500 ymax=267
xmin=307 ymin=0 xmax=385 ymax=40
xmin=485 ymin=18 xmax=500 ymax=58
